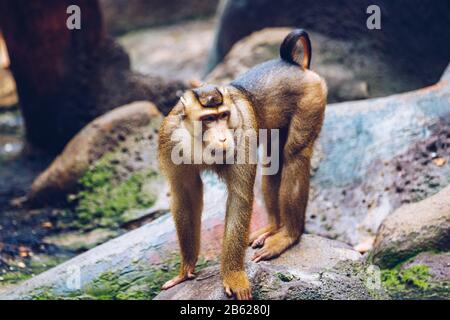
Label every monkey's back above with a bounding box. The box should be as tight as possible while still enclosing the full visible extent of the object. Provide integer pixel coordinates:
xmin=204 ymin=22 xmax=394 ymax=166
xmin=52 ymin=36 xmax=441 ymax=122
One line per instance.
xmin=231 ymin=59 xmax=312 ymax=129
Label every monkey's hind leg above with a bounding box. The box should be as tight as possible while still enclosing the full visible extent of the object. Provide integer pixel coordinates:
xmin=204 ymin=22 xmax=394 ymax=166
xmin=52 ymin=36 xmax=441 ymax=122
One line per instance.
xmin=252 ymin=152 xmax=310 ymax=262
xmin=252 ymin=78 xmax=325 ymax=262
xmin=161 ymin=170 xmax=203 ymax=290
xmin=249 ymin=129 xmax=286 ymax=248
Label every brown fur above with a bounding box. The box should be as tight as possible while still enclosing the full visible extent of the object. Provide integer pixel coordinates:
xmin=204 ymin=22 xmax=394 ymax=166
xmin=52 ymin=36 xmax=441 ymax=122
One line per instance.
xmin=158 ymin=29 xmax=327 ymax=300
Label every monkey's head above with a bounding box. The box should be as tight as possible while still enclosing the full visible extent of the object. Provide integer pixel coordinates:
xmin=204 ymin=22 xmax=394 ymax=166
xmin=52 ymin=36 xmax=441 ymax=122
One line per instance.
xmin=179 ymin=85 xmax=240 ymax=160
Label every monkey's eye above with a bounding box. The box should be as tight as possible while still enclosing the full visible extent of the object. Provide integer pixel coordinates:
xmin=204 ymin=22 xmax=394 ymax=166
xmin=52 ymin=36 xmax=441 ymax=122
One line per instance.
xmin=219 ymin=112 xmax=230 ymax=120
xmin=201 ymin=115 xmax=217 ymax=123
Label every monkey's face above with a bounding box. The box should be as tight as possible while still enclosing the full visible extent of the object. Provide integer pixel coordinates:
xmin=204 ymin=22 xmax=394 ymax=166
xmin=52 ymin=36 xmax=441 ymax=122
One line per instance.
xmin=180 ymin=86 xmax=239 ymax=163
xmin=200 ymin=107 xmax=235 ymax=158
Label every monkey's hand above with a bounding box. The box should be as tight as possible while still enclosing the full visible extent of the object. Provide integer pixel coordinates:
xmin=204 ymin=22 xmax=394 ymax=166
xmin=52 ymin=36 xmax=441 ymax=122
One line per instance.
xmin=161 ymin=268 xmax=196 ymax=290
xmin=223 ymin=271 xmax=252 ymax=300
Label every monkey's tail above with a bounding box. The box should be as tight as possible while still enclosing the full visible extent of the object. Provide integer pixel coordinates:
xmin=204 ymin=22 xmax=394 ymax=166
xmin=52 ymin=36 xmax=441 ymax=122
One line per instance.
xmin=280 ymin=29 xmax=312 ymax=70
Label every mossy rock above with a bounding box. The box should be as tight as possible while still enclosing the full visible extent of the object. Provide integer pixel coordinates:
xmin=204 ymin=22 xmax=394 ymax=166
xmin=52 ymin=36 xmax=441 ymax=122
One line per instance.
xmin=381 ymin=252 xmax=450 ymax=299
xmin=156 ymin=235 xmax=389 ymax=300
xmin=70 ymin=153 xmax=160 ymax=229
xmin=371 ymin=185 xmax=450 ymax=268
xmin=27 ymin=255 xmax=213 ymax=300
xmin=27 ymin=101 xmax=163 ymax=206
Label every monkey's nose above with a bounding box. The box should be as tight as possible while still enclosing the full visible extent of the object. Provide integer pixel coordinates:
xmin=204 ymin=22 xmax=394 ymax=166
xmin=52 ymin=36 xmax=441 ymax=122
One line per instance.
xmin=219 ymin=137 xmax=227 ymax=143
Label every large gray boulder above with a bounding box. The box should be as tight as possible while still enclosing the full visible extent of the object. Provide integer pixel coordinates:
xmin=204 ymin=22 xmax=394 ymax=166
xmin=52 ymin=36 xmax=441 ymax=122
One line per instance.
xmin=156 ymin=235 xmax=386 ymax=300
xmin=371 ymin=185 xmax=450 ymax=268
xmin=305 ymin=65 xmax=450 ymax=248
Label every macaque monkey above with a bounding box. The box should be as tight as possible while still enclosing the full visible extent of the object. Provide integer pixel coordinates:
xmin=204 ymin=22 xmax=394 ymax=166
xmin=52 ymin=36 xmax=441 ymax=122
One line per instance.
xmin=158 ymin=29 xmax=327 ymax=300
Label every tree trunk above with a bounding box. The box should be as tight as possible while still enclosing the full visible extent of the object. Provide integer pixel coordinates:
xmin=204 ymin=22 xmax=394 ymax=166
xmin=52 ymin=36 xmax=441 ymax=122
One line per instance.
xmin=0 ymin=0 xmax=186 ymax=152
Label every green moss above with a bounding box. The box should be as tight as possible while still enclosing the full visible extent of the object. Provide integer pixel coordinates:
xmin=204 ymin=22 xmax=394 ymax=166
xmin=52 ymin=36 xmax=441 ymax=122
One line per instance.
xmin=84 ymin=271 xmax=122 ymax=300
xmin=29 ymin=286 xmax=87 ymax=300
xmin=28 ymin=255 xmax=214 ymax=300
xmin=0 ymin=272 xmax=32 ymax=285
xmin=381 ymin=264 xmax=431 ymax=298
xmin=86 ymin=255 xmax=212 ymax=300
xmin=382 ymin=264 xmax=430 ymax=290
xmin=401 ymin=265 xmax=431 ymax=289
xmin=72 ymin=155 xmax=158 ymax=228
xmin=378 ymin=251 xmax=450 ymax=299
xmin=31 ymin=289 xmax=59 ymax=300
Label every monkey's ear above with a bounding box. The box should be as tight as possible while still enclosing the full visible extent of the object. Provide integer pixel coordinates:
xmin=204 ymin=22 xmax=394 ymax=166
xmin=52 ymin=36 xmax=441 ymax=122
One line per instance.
xmin=179 ymin=97 xmax=187 ymax=119
xmin=220 ymin=86 xmax=234 ymax=106
xmin=222 ymin=87 xmax=229 ymax=95
xmin=218 ymin=86 xmax=229 ymax=96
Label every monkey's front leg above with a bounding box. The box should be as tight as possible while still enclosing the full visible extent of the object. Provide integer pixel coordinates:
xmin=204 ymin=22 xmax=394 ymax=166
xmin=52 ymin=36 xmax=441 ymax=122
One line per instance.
xmin=161 ymin=171 xmax=203 ymax=290
xmin=222 ymin=165 xmax=256 ymax=300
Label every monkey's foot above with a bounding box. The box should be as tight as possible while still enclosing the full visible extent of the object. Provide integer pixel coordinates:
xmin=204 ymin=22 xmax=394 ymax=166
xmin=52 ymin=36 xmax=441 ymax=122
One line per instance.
xmin=250 ymin=231 xmax=273 ymax=248
xmin=161 ymin=269 xmax=196 ymax=290
xmin=223 ymin=271 xmax=252 ymax=300
xmin=251 ymin=230 xmax=298 ymax=262
xmin=248 ymin=225 xmax=279 ymax=247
